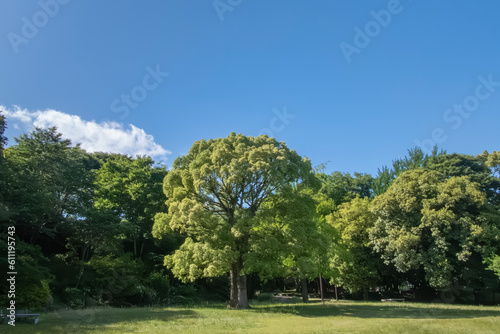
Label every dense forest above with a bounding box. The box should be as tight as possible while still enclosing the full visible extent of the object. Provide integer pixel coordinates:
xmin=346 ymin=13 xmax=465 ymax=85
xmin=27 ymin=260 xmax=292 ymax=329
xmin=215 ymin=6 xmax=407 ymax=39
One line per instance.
xmin=1 ymin=111 xmax=499 ymax=310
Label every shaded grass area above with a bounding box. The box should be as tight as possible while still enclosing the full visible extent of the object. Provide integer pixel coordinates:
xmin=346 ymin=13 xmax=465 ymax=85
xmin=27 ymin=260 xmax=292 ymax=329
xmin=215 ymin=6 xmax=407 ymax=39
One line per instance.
xmin=253 ymin=299 xmax=500 ymax=319
xmin=3 ymin=300 xmax=500 ymax=334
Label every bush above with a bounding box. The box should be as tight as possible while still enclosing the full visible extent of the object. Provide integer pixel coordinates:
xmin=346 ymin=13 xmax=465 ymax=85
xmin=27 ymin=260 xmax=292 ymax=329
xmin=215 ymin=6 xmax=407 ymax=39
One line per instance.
xmin=0 ymin=240 xmax=53 ymax=309
xmin=255 ymin=292 xmax=273 ymax=302
xmin=62 ymin=287 xmax=86 ymax=309
xmin=146 ymin=272 xmax=171 ymax=304
xmin=86 ymin=254 xmax=145 ymax=307
xmin=196 ymin=276 xmax=229 ymax=302
xmin=169 ymin=285 xmax=198 ymax=305
xmin=17 ymin=280 xmax=52 ymax=309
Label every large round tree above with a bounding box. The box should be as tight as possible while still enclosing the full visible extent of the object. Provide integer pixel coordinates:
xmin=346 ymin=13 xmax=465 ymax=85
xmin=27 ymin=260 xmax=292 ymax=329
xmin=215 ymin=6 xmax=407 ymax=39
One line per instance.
xmin=153 ymin=133 xmax=318 ymax=308
xmin=370 ymin=169 xmax=500 ymax=289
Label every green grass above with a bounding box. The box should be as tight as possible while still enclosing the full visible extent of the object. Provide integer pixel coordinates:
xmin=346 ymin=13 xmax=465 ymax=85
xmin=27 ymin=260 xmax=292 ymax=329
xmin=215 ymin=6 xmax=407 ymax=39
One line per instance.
xmin=3 ymin=300 xmax=500 ymax=334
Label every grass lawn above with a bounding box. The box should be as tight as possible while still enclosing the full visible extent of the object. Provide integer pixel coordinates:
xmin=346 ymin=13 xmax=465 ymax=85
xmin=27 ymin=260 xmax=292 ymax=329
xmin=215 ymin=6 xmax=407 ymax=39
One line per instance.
xmin=3 ymin=300 xmax=500 ymax=334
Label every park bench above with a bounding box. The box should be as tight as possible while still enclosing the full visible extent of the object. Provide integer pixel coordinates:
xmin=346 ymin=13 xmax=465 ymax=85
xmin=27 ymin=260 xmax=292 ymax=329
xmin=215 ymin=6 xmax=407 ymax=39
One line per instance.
xmin=0 ymin=309 xmax=40 ymax=324
xmin=381 ymin=298 xmax=405 ymax=302
xmin=272 ymin=294 xmax=294 ymax=303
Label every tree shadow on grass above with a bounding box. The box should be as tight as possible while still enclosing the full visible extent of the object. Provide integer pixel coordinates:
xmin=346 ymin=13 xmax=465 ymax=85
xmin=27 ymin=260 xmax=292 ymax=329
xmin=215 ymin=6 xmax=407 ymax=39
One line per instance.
xmin=10 ymin=308 xmax=201 ymax=333
xmin=250 ymin=302 xmax=500 ymax=320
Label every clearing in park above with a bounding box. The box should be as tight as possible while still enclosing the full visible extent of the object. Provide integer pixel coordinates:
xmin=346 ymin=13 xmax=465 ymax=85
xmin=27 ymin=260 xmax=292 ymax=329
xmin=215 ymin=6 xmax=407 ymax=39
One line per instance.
xmin=4 ymin=300 xmax=500 ymax=334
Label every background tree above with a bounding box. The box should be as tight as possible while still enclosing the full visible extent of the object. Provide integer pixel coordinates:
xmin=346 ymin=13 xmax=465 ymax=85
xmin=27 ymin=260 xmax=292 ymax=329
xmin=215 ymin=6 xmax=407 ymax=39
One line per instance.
xmin=93 ymin=155 xmax=167 ymax=259
xmin=484 ymin=151 xmax=500 ymax=178
xmin=1 ymin=127 xmax=93 ymax=245
xmin=153 ymin=133 xmax=318 ymax=308
xmin=244 ymin=188 xmax=333 ymax=302
xmin=0 ymin=127 xmax=177 ymax=308
xmin=61 ymin=153 xmax=171 ymax=307
xmin=370 ymin=169 xmax=500 ymax=290
xmin=316 ymin=171 xmax=373 ymax=205
xmin=63 ymin=208 xmax=122 ymax=263
xmin=0 ymin=111 xmax=7 ymax=159
xmin=425 ymin=153 xmax=500 ymax=205
xmin=372 ymin=147 xmax=446 ymax=196
xmin=327 ymin=196 xmax=379 ymax=300
xmin=477 ymin=151 xmax=500 ymax=205
xmin=486 ymin=254 xmax=500 ymax=280
xmin=0 ymin=111 xmax=8 ymax=220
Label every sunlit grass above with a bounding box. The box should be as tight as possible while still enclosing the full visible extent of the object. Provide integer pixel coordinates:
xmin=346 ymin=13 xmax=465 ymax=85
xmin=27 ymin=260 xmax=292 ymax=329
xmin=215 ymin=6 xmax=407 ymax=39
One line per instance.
xmin=4 ymin=299 xmax=500 ymax=334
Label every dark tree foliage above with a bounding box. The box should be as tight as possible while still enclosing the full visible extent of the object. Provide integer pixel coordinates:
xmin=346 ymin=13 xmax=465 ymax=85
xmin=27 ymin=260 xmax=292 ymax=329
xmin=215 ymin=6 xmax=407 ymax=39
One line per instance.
xmin=0 ymin=112 xmax=8 ymax=219
xmin=372 ymin=146 xmax=446 ymax=196
xmin=426 ymin=153 xmax=500 ymax=206
xmin=0 ymin=127 xmax=175 ymax=308
xmin=317 ymin=171 xmax=373 ymax=205
xmin=2 ymin=127 xmax=93 ymax=245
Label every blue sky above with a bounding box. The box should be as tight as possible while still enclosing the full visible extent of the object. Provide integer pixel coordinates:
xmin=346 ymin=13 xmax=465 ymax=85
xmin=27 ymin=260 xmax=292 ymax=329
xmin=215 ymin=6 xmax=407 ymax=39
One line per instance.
xmin=1 ymin=0 xmax=499 ymax=175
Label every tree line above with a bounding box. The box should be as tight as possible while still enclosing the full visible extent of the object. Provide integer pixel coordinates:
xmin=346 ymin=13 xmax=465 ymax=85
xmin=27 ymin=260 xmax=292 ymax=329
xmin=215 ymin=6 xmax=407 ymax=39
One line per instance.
xmin=0 ymin=112 xmax=499 ymax=309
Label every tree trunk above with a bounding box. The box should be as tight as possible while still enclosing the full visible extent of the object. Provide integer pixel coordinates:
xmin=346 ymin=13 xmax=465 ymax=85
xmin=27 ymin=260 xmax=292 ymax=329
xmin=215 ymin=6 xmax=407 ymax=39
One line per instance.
xmin=139 ymin=241 xmax=145 ymax=259
xmin=301 ymin=278 xmax=309 ymax=303
xmin=237 ymin=274 xmax=249 ymax=308
xmin=229 ymin=261 xmax=250 ymax=309
xmin=363 ymin=286 xmax=368 ymax=301
xmin=319 ymin=274 xmax=324 ymax=304
xmin=229 ymin=264 xmax=239 ymax=308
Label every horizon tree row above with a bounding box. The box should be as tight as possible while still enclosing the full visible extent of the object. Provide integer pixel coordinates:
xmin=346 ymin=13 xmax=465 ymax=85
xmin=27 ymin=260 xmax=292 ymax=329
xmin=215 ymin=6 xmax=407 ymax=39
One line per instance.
xmin=1 ymin=111 xmax=499 ymax=308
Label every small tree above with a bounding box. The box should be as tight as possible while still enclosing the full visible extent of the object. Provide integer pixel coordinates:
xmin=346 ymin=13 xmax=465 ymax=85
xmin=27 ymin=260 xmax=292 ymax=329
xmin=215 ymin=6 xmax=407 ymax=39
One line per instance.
xmin=327 ymin=196 xmax=379 ymax=300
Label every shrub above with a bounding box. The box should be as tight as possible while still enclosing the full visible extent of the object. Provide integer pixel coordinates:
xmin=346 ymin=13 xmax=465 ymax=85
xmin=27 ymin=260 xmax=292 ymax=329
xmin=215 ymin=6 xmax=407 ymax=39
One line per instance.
xmin=17 ymin=280 xmax=51 ymax=309
xmin=146 ymin=272 xmax=171 ymax=304
xmin=62 ymin=287 xmax=86 ymax=309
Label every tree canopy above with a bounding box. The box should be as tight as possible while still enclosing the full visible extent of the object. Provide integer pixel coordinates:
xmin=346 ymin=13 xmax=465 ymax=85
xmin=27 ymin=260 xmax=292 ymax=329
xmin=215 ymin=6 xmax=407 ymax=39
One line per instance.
xmin=370 ymin=169 xmax=500 ymax=289
xmin=327 ymin=196 xmax=380 ymax=298
xmin=1 ymin=120 xmax=499 ymax=309
xmin=153 ymin=133 xmax=319 ymax=308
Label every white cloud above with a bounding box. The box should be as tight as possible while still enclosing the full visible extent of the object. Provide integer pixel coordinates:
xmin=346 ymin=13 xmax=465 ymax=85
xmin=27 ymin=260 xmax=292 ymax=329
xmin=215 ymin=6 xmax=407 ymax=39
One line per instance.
xmin=1 ymin=106 xmax=171 ymax=160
